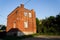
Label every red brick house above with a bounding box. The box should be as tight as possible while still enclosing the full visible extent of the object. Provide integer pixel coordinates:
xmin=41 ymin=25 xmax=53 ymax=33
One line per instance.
xmin=6 ymin=4 xmax=36 ymax=36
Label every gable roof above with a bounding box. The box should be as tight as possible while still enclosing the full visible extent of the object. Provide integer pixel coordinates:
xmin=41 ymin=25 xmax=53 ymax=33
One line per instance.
xmin=7 ymin=6 xmax=19 ymax=17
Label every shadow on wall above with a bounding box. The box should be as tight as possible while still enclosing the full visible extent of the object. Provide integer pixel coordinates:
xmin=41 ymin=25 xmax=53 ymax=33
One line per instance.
xmin=7 ymin=28 xmax=24 ymax=36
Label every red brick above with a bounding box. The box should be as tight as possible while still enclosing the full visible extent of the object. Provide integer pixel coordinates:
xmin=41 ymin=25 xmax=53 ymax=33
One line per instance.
xmin=6 ymin=4 xmax=36 ymax=34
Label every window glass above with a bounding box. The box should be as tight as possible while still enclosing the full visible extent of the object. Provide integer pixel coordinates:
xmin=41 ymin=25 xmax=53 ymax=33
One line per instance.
xmin=29 ymin=13 xmax=32 ymax=17
xmin=13 ymin=22 xmax=16 ymax=28
xmin=24 ymin=21 xmax=28 ymax=28
xmin=24 ymin=12 xmax=27 ymax=16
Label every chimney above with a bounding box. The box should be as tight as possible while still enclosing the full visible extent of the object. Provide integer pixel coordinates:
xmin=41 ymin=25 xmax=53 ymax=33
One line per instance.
xmin=20 ymin=4 xmax=24 ymax=8
xmin=31 ymin=9 xmax=34 ymax=12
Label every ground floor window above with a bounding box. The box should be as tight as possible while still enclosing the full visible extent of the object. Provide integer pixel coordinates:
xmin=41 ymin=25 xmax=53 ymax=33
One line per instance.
xmin=13 ymin=22 xmax=16 ymax=28
xmin=24 ymin=21 xmax=28 ymax=28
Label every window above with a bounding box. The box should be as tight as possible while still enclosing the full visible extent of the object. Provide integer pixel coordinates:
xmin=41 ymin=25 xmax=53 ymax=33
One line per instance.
xmin=16 ymin=11 xmax=18 ymax=14
xmin=24 ymin=21 xmax=28 ymax=28
xmin=29 ymin=13 xmax=32 ymax=18
xmin=24 ymin=12 xmax=27 ymax=16
xmin=13 ymin=22 xmax=16 ymax=28
xmin=17 ymin=17 xmax=19 ymax=20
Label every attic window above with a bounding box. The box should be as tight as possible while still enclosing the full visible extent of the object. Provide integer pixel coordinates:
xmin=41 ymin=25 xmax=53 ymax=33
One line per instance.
xmin=16 ymin=11 xmax=18 ymax=14
xmin=24 ymin=12 xmax=27 ymax=16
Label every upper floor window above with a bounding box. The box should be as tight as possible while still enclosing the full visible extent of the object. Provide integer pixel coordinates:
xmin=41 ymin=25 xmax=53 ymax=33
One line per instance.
xmin=24 ymin=12 xmax=27 ymax=16
xmin=29 ymin=13 xmax=32 ymax=18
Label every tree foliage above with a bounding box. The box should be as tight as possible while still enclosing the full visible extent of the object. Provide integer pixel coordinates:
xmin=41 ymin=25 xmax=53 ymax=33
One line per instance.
xmin=0 ymin=25 xmax=6 ymax=30
xmin=36 ymin=13 xmax=60 ymax=35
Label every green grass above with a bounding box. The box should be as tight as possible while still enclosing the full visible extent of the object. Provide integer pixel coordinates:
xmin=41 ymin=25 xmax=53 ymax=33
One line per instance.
xmin=35 ymin=33 xmax=60 ymax=36
xmin=3 ymin=35 xmax=34 ymax=40
xmin=2 ymin=33 xmax=60 ymax=40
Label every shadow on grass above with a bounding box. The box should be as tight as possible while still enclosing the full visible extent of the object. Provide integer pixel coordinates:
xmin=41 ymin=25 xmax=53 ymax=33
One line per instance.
xmin=1 ymin=33 xmax=60 ymax=40
xmin=3 ymin=35 xmax=60 ymax=40
xmin=3 ymin=35 xmax=34 ymax=40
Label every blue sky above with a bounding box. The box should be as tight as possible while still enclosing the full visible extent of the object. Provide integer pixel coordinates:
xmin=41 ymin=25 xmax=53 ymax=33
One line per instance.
xmin=0 ymin=0 xmax=60 ymax=25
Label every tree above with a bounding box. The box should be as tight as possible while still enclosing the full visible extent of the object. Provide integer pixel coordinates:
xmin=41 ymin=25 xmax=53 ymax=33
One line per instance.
xmin=1 ymin=25 xmax=6 ymax=30
xmin=55 ymin=14 xmax=60 ymax=34
xmin=36 ymin=18 xmax=40 ymax=33
xmin=36 ymin=13 xmax=60 ymax=35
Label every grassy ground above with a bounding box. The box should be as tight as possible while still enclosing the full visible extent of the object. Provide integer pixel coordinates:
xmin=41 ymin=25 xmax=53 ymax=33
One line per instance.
xmin=1 ymin=33 xmax=60 ymax=40
xmin=3 ymin=35 xmax=34 ymax=40
xmin=3 ymin=35 xmax=60 ymax=40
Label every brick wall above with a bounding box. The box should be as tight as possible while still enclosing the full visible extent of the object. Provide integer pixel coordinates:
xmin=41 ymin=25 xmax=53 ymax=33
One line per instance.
xmin=6 ymin=4 xmax=36 ymax=35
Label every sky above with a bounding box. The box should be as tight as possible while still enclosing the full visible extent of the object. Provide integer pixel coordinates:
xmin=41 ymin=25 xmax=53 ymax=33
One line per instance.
xmin=0 ymin=0 xmax=60 ymax=25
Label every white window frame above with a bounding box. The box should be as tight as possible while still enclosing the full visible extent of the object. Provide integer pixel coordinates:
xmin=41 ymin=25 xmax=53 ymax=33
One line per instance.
xmin=24 ymin=12 xmax=27 ymax=16
xmin=13 ymin=22 xmax=16 ymax=28
xmin=29 ymin=13 xmax=32 ymax=18
xmin=24 ymin=21 xmax=28 ymax=28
